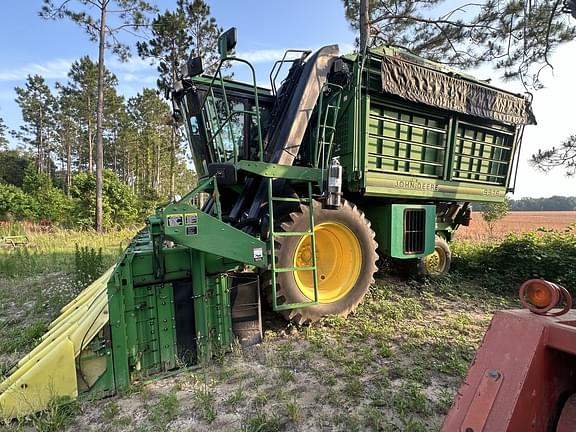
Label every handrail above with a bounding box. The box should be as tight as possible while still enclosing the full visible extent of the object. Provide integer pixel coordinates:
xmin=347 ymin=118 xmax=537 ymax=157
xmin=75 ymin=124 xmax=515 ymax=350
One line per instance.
xmin=268 ymin=49 xmax=311 ymax=97
xmin=313 ymin=82 xmax=344 ymax=169
xmin=197 ymin=57 xmax=264 ymax=162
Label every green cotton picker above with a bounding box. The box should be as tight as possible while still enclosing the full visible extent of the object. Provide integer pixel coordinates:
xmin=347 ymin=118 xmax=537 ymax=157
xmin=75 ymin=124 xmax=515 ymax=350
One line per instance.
xmin=0 ymin=28 xmax=534 ymax=417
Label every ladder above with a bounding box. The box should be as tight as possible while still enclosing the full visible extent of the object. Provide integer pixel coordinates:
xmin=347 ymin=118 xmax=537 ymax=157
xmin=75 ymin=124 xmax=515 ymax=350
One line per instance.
xmin=267 ymin=178 xmax=319 ymax=311
xmin=315 ymin=83 xmax=343 ymax=171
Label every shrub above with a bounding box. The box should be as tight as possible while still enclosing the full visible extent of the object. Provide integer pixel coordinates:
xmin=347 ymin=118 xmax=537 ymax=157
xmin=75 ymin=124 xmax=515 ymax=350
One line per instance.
xmin=0 ymin=183 xmax=35 ymax=220
xmin=71 ymin=170 xmax=141 ymax=229
xmin=480 ymin=199 xmax=510 ymax=237
xmin=453 ymin=228 xmax=576 ymax=295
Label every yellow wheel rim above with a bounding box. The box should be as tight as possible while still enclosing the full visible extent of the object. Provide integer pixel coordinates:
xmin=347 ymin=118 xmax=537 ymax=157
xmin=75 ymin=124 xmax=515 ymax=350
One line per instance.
xmin=423 ymin=247 xmax=446 ymax=275
xmin=293 ymin=222 xmax=362 ymax=303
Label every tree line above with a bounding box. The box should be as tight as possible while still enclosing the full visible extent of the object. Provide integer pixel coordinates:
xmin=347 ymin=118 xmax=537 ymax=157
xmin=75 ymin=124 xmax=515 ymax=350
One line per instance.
xmin=0 ymin=0 xmax=221 ymax=229
xmin=509 ymin=196 xmax=576 ymax=211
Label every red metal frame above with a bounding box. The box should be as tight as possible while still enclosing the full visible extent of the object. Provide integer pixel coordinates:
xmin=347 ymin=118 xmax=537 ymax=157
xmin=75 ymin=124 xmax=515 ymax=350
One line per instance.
xmin=442 ymin=309 xmax=576 ymax=432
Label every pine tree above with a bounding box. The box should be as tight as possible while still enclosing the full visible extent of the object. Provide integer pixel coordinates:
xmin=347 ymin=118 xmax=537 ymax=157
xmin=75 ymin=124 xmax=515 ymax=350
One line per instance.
xmin=0 ymin=115 xmax=8 ymax=149
xmin=137 ymin=1 xmax=223 ymax=199
xmin=532 ymin=135 xmax=576 ymax=176
xmin=53 ymin=90 xmax=79 ymax=194
xmin=137 ymin=9 xmax=189 ymax=200
xmin=178 ymin=0 xmax=223 ymax=73
xmin=14 ymin=75 xmax=57 ymax=176
xmin=343 ymin=0 xmax=575 ymax=89
xmin=41 ymin=0 xmax=156 ymax=232
xmin=126 ymin=89 xmax=173 ymax=197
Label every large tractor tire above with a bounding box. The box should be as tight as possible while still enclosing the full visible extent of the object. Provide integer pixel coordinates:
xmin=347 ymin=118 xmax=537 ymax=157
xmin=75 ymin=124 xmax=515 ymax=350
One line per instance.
xmin=268 ymin=199 xmax=378 ymax=324
xmin=417 ymin=235 xmax=452 ymax=277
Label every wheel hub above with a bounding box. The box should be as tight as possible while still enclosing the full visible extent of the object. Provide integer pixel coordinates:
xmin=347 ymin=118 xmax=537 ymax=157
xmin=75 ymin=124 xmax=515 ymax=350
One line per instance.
xmin=424 ymin=248 xmax=445 ymax=275
xmin=293 ymin=222 xmax=362 ymax=303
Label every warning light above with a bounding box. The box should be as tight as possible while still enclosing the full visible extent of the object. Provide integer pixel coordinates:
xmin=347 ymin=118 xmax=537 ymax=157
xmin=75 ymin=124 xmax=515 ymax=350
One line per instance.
xmin=519 ymin=279 xmax=572 ymax=316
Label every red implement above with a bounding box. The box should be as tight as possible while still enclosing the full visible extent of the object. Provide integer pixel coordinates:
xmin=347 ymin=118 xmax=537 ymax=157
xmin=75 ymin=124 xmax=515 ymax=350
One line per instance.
xmin=442 ymin=309 xmax=576 ymax=432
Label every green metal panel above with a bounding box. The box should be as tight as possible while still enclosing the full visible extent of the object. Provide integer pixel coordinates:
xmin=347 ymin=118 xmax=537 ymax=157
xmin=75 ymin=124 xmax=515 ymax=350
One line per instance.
xmin=205 ymin=274 xmax=233 ymax=354
xmin=451 ymin=120 xmax=514 ymax=186
xmin=161 ymin=202 xmax=267 ymax=268
xmin=366 ymin=99 xmax=448 ymax=179
xmin=81 ymin=350 xmax=115 ymax=400
xmin=363 ymin=173 xmax=507 ymax=202
xmin=106 ymin=228 xmax=236 ymax=392
xmin=336 ymin=53 xmax=520 ymax=204
xmin=364 ymin=204 xmax=435 ymax=259
xmin=237 ymin=160 xmax=324 ymax=182
xmin=155 ymin=284 xmax=177 ymax=371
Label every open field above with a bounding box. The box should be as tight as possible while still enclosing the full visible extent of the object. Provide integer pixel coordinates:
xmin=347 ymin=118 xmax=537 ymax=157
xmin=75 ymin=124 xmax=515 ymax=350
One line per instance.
xmin=3 ymin=223 xmax=576 ymax=431
xmin=456 ymin=211 xmax=576 ymax=240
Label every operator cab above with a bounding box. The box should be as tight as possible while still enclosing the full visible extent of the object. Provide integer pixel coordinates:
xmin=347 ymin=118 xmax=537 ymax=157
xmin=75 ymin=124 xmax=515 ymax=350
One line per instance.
xmin=171 ymin=28 xmax=276 ymax=181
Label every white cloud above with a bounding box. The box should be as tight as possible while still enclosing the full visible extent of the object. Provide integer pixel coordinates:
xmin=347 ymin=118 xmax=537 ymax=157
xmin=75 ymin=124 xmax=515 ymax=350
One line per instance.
xmin=120 ymin=73 xmax=158 ymax=85
xmin=0 ymin=59 xmax=72 ymax=82
xmin=236 ymin=49 xmax=291 ymax=64
xmin=0 ymin=55 xmax=158 ymax=83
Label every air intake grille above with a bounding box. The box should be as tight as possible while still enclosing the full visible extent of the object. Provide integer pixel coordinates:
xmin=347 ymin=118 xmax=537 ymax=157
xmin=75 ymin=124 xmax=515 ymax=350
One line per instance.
xmin=404 ymin=209 xmax=426 ymax=254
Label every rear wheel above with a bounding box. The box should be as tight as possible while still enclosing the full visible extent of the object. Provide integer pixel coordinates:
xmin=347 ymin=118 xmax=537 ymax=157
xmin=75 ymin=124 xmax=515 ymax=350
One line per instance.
xmin=268 ymin=199 xmax=378 ymax=324
xmin=417 ymin=235 xmax=451 ymax=277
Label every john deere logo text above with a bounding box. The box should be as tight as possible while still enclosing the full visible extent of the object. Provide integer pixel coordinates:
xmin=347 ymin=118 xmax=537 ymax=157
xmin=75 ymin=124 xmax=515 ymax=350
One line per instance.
xmin=394 ymin=180 xmax=439 ymax=192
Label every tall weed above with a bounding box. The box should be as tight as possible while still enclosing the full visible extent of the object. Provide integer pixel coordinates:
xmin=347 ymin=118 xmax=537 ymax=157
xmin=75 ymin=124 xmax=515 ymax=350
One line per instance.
xmin=74 ymin=244 xmax=104 ymax=286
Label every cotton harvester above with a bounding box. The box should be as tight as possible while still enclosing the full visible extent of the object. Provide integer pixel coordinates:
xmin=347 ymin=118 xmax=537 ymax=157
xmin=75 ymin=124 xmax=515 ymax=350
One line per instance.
xmin=0 ymin=28 xmax=535 ymax=417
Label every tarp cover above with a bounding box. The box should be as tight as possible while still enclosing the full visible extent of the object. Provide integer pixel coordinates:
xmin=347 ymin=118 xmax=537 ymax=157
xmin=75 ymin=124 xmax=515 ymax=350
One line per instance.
xmin=380 ymin=53 xmax=536 ymax=125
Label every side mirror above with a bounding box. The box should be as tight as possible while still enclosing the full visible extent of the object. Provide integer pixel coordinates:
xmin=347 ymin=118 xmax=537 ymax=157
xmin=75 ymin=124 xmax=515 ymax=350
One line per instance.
xmin=218 ymin=27 xmax=237 ymax=60
xmin=186 ymin=55 xmax=204 ymax=77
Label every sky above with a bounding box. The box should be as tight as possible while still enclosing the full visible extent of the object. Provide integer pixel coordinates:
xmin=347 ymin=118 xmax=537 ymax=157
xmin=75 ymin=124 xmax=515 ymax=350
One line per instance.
xmin=0 ymin=1 xmax=574 ymax=198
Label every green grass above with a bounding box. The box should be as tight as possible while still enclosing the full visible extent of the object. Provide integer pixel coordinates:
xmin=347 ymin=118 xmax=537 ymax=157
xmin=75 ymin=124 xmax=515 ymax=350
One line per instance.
xmin=0 ymin=228 xmax=135 ymax=277
xmin=149 ymin=390 xmax=179 ymax=431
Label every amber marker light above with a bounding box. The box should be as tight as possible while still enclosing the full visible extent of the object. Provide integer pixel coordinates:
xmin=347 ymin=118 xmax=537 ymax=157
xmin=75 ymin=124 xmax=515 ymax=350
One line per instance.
xmin=526 ymin=280 xmax=555 ymax=307
xmin=519 ymin=279 xmax=572 ymax=316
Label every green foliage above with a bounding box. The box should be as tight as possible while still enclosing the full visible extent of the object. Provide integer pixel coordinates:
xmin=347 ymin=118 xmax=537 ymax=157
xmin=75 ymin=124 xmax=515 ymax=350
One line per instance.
xmin=74 ymin=244 xmax=104 ymax=286
xmin=149 ymin=390 xmax=180 ymax=431
xmin=453 ymin=229 xmax=576 ymax=295
xmin=176 ymin=0 xmax=224 ymax=74
xmin=0 ymin=228 xmax=131 ymax=277
xmin=241 ymin=411 xmax=283 ymax=432
xmin=0 ymin=320 xmax=46 ymax=354
xmin=14 ymin=74 xmax=57 ymax=175
xmin=0 ymin=149 xmax=34 ymax=187
xmin=70 ymin=170 xmax=140 ymax=228
xmin=0 ymin=115 xmax=8 ymax=149
xmin=193 ymin=383 xmax=216 ymax=423
xmin=0 ymin=168 xmax=72 ymax=223
xmin=22 ymin=167 xmax=72 ymax=222
xmin=0 ymin=183 xmax=36 ymax=220
xmin=30 ymin=396 xmax=79 ymax=432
